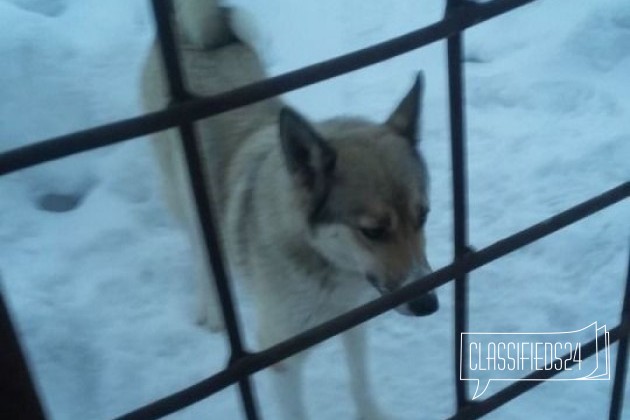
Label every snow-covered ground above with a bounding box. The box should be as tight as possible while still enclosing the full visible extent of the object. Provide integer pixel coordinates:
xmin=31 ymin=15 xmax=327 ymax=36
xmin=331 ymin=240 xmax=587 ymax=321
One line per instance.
xmin=1 ymin=0 xmax=628 ymax=419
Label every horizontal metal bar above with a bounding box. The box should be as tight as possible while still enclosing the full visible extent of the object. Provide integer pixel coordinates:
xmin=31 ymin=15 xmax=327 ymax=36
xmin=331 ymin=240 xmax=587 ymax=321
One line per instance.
xmin=0 ymin=0 xmax=537 ymax=177
xmin=450 ymin=325 xmax=624 ymax=419
xmin=115 ymin=182 xmax=629 ymax=419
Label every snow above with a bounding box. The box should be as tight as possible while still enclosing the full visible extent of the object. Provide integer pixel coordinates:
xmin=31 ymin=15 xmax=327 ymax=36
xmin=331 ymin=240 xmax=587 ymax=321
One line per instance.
xmin=0 ymin=0 xmax=628 ymax=419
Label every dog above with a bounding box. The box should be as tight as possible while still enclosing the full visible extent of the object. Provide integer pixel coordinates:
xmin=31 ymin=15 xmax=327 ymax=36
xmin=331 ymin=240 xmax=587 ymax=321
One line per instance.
xmin=142 ymin=1 xmax=438 ymax=419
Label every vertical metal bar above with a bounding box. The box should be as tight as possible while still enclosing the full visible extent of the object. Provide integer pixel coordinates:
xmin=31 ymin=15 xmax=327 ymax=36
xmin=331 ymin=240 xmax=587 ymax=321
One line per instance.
xmin=0 ymin=280 xmax=47 ymax=420
xmin=178 ymin=125 xmax=260 ymax=420
xmin=609 ymin=245 xmax=630 ymax=420
xmin=150 ymin=1 xmax=259 ymax=419
xmin=446 ymin=0 xmax=471 ymax=410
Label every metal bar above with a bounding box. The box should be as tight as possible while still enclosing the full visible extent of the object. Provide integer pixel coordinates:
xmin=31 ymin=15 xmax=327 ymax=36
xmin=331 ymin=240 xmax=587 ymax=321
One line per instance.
xmin=116 ymin=182 xmax=629 ymax=419
xmin=450 ymin=326 xmax=623 ymax=419
xmin=0 ymin=280 xmax=47 ymax=420
xmin=609 ymin=246 xmax=630 ymax=420
xmin=446 ymin=0 xmax=472 ymax=409
xmin=179 ymin=122 xmax=260 ymax=420
xmin=151 ymin=0 xmax=188 ymax=100
xmin=0 ymin=0 xmax=624 ymax=417
xmin=0 ymin=0 xmax=538 ymax=177
xmin=149 ymin=1 xmax=259 ymax=419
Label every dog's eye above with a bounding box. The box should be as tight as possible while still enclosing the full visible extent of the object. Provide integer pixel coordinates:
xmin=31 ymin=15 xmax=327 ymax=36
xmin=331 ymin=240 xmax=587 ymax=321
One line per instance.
xmin=359 ymin=226 xmax=388 ymax=241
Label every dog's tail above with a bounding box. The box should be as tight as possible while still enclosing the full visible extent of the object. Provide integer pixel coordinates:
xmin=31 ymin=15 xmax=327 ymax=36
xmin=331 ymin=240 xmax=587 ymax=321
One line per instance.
xmin=174 ymin=0 xmax=235 ymax=49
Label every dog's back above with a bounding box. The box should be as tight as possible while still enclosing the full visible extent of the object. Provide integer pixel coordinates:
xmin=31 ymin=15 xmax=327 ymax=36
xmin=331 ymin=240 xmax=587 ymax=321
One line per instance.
xmin=142 ymin=0 xmax=280 ymax=216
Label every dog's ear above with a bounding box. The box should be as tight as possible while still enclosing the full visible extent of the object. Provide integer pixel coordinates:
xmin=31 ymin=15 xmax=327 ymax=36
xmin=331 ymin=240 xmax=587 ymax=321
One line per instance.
xmin=279 ymin=107 xmax=336 ymax=191
xmin=386 ymin=72 xmax=424 ymax=146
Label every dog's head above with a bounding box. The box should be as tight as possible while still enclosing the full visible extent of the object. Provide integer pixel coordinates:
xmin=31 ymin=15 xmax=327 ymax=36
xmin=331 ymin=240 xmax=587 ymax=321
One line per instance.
xmin=279 ymin=73 xmax=438 ymax=316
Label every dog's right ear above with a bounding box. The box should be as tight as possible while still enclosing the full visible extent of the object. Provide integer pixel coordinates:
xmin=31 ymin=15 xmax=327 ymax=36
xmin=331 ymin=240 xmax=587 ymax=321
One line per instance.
xmin=279 ymin=107 xmax=336 ymax=191
xmin=386 ymin=72 xmax=424 ymax=146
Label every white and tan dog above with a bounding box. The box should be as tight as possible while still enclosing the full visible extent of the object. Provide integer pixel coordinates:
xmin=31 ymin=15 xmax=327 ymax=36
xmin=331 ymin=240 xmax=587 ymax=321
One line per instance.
xmin=143 ymin=1 xmax=438 ymax=418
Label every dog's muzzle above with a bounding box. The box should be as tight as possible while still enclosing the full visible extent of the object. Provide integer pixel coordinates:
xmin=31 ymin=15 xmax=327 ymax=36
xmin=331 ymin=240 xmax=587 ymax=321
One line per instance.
xmin=367 ymin=275 xmax=439 ymax=317
xmin=400 ymin=290 xmax=439 ymax=316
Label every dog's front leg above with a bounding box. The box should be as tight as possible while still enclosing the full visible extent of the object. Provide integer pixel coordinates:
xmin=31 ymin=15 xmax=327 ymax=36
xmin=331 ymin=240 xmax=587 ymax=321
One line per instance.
xmin=185 ymin=207 xmax=225 ymax=332
xmin=342 ymin=326 xmax=388 ymax=420
xmin=271 ymin=357 xmax=307 ymax=420
xmin=258 ymin=312 xmax=309 ymax=420
xmin=270 ymin=354 xmax=307 ymax=420
xmin=150 ymin=129 xmax=224 ymax=332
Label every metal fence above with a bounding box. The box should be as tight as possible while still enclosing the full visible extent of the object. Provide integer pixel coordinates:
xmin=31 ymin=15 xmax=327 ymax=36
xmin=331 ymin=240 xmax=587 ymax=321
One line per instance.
xmin=1 ymin=0 xmax=628 ymax=419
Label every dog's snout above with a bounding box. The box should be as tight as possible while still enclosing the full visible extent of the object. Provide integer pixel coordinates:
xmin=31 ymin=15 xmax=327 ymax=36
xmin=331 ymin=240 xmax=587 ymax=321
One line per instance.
xmin=393 ymin=264 xmax=439 ymax=317
xmin=406 ymin=290 xmax=439 ymax=316
xmin=402 ymin=264 xmax=439 ymax=317
xmin=367 ymin=271 xmax=439 ymax=317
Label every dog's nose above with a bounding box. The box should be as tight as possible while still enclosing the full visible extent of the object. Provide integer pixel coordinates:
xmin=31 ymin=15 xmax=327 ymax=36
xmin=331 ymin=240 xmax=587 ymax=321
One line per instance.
xmin=406 ymin=290 xmax=439 ymax=316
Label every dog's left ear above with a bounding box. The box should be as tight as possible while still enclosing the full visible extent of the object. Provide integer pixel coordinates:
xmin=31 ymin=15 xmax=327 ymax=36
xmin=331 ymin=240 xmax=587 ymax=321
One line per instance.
xmin=386 ymin=72 xmax=424 ymax=146
xmin=279 ymin=107 xmax=336 ymax=191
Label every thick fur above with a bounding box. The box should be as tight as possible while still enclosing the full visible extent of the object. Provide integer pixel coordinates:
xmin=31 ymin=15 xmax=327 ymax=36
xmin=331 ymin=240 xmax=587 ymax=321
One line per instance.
xmin=142 ymin=1 xmax=436 ymax=419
